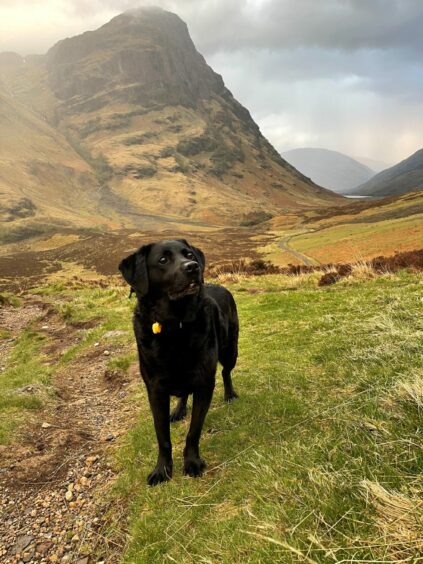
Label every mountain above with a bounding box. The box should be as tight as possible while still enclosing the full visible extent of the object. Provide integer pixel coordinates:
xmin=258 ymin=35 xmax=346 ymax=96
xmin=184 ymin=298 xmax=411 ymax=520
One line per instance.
xmin=0 ymin=8 xmax=343 ymax=240
xmin=0 ymin=81 xmax=119 ymax=241
xmin=351 ymin=149 xmax=423 ymax=197
xmin=281 ymin=148 xmax=375 ymax=194
xmin=353 ymin=156 xmax=390 ymax=173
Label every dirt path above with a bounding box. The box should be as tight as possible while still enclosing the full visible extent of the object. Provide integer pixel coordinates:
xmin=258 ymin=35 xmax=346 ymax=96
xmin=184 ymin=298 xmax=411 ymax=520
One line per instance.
xmin=277 ymin=233 xmax=317 ymax=266
xmin=0 ymin=300 xmax=138 ymax=563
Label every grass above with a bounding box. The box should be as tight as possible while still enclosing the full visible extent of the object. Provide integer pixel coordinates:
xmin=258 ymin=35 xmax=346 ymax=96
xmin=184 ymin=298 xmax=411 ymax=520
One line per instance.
xmin=291 ymin=214 xmax=423 ymax=264
xmin=0 ymin=328 xmax=52 ymax=443
xmin=1 ymin=269 xmax=421 ymax=560
xmin=107 ymin=270 xmax=422 ymax=562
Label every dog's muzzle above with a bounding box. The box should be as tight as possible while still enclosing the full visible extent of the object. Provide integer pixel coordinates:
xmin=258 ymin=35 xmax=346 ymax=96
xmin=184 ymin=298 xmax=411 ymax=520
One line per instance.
xmin=168 ymin=261 xmax=201 ymax=300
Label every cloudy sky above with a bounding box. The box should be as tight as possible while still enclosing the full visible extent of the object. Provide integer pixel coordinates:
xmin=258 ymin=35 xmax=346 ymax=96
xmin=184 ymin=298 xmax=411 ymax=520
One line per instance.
xmin=1 ymin=0 xmax=422 ymax=165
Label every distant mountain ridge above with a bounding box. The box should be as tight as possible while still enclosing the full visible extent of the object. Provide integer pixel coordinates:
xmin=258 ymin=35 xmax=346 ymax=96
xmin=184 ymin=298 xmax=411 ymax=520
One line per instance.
xmin=281 ymin=147 xmax=375 ymax=194
xmin=351 ymin=149 xmax=423 ymax=197
xmin=353 ymin=156 xmax=390 ymax=173
xmin=0 ymin=7 xmax=343 ymax=241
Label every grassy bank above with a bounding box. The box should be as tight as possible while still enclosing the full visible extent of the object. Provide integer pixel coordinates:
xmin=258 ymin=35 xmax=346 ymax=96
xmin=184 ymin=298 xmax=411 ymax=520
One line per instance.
xmin=112 ymin=271 xmax=422 ymax=562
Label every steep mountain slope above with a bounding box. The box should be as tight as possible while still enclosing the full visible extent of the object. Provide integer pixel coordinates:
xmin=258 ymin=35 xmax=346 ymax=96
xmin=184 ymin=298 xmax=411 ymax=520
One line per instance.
xmin=352 ymin=149 xmax=423 ymax=197
xmin=281 ymin=147 xmax=375 ymax=194
xmin=0 ymin=8 xmax=343 ymax=236
xmin=0 ymin=81 xmax=119 ymax=242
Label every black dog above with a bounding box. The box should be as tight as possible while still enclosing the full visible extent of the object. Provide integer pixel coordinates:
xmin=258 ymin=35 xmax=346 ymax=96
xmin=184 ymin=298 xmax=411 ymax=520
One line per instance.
xmin=119 ymin=239 xmax=239 ymax=485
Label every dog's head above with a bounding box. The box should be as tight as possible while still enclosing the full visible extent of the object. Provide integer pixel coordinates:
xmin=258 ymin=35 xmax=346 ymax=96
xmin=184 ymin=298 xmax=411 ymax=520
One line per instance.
xmin=119 ymin=239 xmax=205 ymax=300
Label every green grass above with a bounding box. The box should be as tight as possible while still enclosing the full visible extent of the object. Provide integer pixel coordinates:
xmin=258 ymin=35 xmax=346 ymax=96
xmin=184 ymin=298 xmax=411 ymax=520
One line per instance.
xmin=295 ymin=214 xmax=423 ymax=250
xmin=291 ymin=214 xmax=423 ymax=262
xmin=109 ymin=271 xmax=422 ymax=562
xmin=0 ymin=328 xmax=52 ymax=443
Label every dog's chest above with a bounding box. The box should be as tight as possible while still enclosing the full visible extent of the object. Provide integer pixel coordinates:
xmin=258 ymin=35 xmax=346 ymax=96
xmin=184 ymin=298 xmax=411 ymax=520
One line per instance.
xmin=152 ymin=324 xmax=216 ymax=368
xmin=137 ymin=318 xmax=218 ymax=394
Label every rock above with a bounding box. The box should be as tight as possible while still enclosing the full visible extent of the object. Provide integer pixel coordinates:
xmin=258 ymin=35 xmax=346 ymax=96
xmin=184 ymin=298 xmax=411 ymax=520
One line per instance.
xmin=42 ymin=422 xmax=53 ymax=429
xmin=65 ymin=491 xmax=73 ymax=502
xmin=22 ymin=550 xmax=35 ymax=563
xmin=103 ymin=350 xmax=110 ymax=356
xmin=103 ymin=330 xmax=127 ymax=339
xmin=16 ymin=384 xmax=41 ymax=394
xmin=36 ymin=541 xmax=53 ymax=555
xmin=13 ymin=535 xmax=33 ymax=554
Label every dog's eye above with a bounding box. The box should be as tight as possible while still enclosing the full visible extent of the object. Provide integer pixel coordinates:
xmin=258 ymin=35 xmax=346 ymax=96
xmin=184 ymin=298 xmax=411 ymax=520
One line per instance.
xmin=186 ymin=252 xmax=194 ymax=260
xmin=159 ymin=257 xmax=168 ymax=265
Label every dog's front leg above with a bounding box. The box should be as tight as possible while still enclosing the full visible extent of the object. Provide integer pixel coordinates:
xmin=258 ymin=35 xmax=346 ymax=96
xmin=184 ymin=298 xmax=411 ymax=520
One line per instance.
xmin=147 ymin=389 xmax=172 ymax=486
xmin=183 ymin=382 xmax=214 ymax=477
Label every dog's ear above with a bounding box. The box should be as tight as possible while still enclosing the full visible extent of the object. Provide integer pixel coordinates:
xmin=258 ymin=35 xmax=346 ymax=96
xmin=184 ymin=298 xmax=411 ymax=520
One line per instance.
xmin=118 ymin=244 xmax=151 ymax=297
xmin=190 ymin=244 xmax=205 ymax=281
xmin=190 ymin=245 xmax=205 ymax=269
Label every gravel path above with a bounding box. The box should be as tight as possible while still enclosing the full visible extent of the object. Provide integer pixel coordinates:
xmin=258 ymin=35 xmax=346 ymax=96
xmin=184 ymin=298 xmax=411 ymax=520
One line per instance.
xmin=0 ymin=301 xmax=137 ymax=563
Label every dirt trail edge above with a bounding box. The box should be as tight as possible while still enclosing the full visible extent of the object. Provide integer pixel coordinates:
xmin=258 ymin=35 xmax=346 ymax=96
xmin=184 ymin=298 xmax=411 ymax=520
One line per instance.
xmin=0 ymin=298 xmax=138 ymax=563
xmin=277 ymin=232 xmax=317 ymax=266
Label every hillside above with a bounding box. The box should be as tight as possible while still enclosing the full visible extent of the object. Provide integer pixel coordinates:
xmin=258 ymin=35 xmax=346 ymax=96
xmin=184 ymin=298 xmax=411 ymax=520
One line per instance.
xmin=352 ymin=149 xmax=423 ymax=197
xmin=265 ymin=191 xmax=423 ymax=266
xmin=0 ymin=82 xmax=121 ymax=242
xmin=281 ymin=147 xmax=375 ymax=194
xmin=0 ymin=8 xmax=343 ymax=238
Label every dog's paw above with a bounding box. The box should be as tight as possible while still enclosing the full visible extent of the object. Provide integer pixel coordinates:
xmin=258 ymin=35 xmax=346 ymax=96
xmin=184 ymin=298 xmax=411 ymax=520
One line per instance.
xmin=183 ymin=457 xmax=206 ymax=478
xmin=147 ymin=464 xmax=172 ymax=486
xmin=170 ymin=405 xmax=187 ymax=423
xmin=224 ymin=389 xmax=239 ymax=403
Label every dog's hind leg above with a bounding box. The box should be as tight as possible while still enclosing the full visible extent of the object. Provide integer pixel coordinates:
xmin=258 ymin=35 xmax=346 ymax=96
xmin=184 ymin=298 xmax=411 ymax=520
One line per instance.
xmin=220 ymin=324 xmax=239 ymax=402
xmin=222 ymin=367 xmax=238 ymax=402
xmin=170 ymin=395 xmax=188 ymax=422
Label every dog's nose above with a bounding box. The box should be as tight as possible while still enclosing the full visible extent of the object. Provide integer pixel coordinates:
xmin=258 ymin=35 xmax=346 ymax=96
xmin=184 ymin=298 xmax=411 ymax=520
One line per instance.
xmin=183 ymin=261 xmax=199 ymax=273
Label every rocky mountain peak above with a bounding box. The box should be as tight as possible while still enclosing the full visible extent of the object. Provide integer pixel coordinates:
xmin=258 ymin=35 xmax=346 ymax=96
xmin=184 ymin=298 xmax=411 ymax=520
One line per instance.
xmin=0 ymin=9 xmax=342 ymax=237
xmin=46 ymin=6 xmax=224 ymax=107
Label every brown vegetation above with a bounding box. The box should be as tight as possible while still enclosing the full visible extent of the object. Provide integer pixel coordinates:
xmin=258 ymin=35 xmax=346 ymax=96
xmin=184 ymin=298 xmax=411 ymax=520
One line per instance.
xmin=207 ymin=248 xmax=423 ymax=286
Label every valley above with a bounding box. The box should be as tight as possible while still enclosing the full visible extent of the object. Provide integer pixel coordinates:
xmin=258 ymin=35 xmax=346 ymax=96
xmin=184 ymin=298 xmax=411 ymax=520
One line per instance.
xmin=0 ymin=6 xmax=422 ymax=563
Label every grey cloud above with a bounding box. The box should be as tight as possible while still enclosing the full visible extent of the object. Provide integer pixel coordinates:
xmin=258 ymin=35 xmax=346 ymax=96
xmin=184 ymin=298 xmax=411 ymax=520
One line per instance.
xmin=27 ymin=0 xmax=422 ymax=54
xmin=151 ymin=0 xmax=423 ymax=55
xmin=0 ymin=0 xmax=421 ymax=163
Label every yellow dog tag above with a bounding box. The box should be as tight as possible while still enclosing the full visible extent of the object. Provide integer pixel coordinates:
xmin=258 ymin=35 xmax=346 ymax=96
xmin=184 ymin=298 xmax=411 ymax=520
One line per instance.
xmin=152 ymin=322 xmax=162 ymax=334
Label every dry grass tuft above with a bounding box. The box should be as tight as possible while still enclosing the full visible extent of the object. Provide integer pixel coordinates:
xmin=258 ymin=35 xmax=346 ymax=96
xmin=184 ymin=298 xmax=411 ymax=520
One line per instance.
xmin=361 ymin=479 xmax=423 ymax=559
xmin=394 ymin=372 xmax=423 ymax=410
xmin=348 ymin=260 xmax=377 ymax=280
